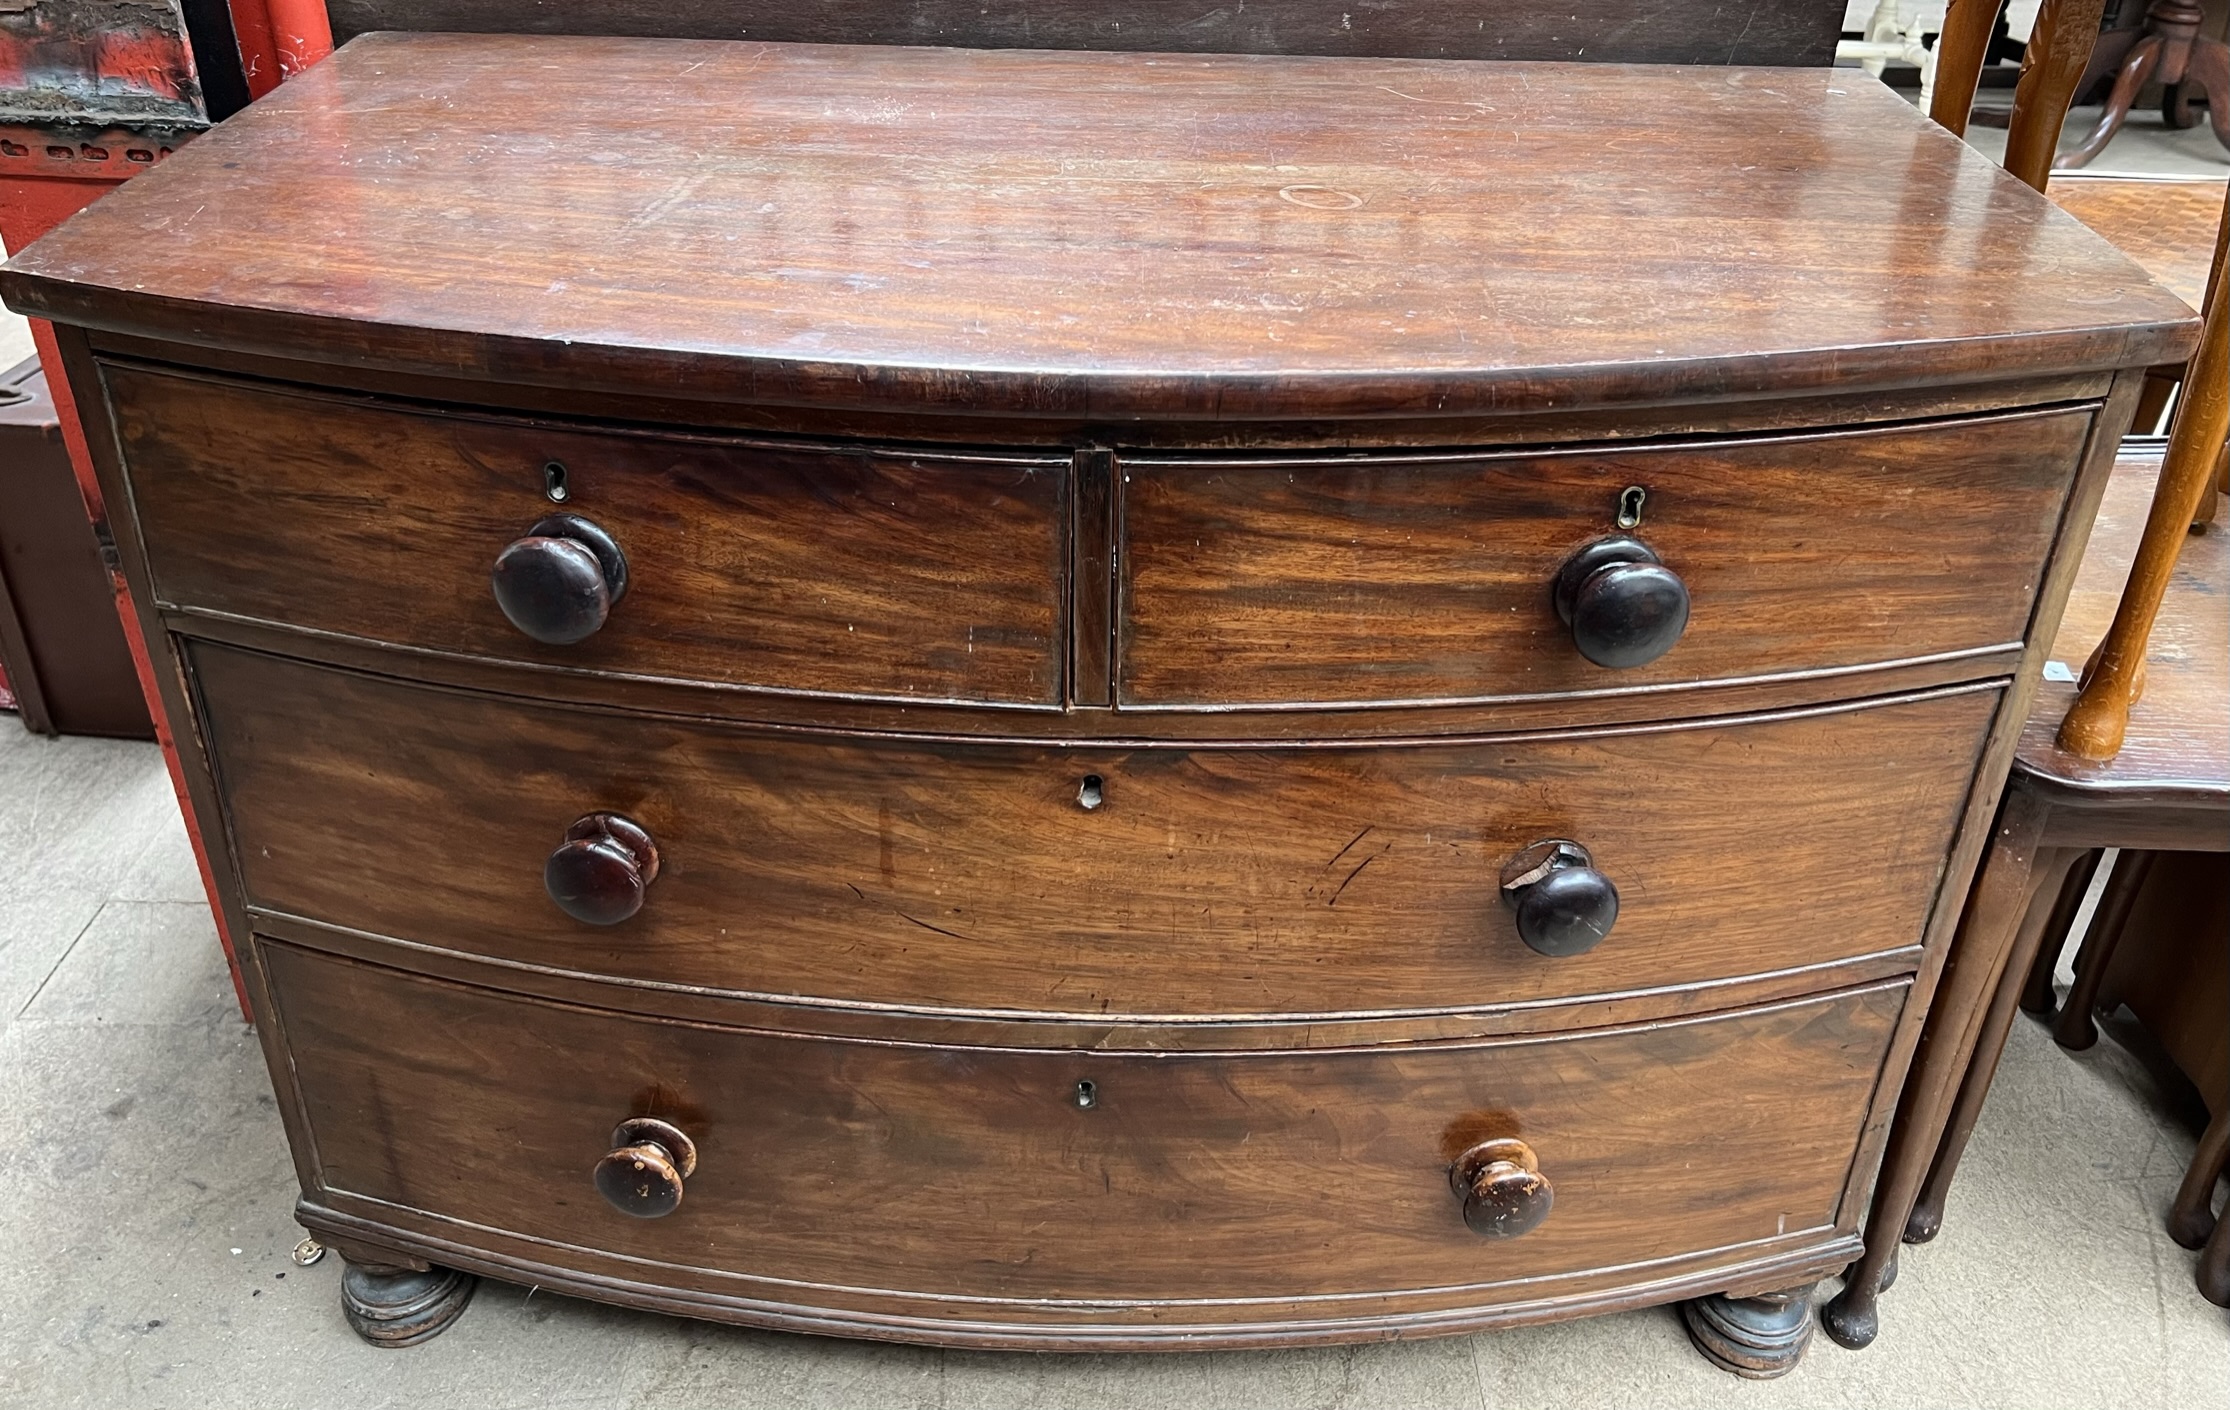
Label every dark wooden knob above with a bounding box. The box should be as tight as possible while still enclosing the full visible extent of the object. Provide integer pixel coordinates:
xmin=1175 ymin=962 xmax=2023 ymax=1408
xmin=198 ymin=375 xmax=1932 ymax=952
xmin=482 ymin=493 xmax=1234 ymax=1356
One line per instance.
xmin=1451 ymin=1137 xmax=1553 ymax=1239
xmin=594 ymin=1117 xmax=697 ymax=1219
xmin=545 ymin=813 xmax=659 ymax=926
xmin=491 ymin=513 xmax=629 ymax=645
xmin=1500 ymin=839 xmax=1619 ymax=957
xmin=1552 ymin=534 xmax=1689 ymax=668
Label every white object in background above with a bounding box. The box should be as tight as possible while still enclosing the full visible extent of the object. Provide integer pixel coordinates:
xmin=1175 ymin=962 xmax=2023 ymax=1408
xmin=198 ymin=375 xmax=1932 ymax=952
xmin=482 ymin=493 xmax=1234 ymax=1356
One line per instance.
xmin=1835 ymin=0 xmax=2044 ymax=112
xmin=1840 ymin=1 xmax=1947 ymax=106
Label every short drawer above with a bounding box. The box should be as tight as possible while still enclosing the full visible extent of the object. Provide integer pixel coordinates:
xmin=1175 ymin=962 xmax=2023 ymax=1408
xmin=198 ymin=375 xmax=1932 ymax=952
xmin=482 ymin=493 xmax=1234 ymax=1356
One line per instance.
xmin=198 ymin=643 xmax=1994 ymax=1020
xmin=267 ymin=941 xmax=1902 ymax=1315
xmin=105 ymin=362 xmax=1068 ymax=705
xmin=1120 ymin=408 xmax=2091 ymax=706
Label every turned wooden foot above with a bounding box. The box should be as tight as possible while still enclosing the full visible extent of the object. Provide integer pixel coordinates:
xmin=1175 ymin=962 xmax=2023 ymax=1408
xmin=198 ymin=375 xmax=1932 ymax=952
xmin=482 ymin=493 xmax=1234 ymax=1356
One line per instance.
xmin=340 ymin=1258 xmax=477 ymax=1347
xmin=2168 ymin=1108 xmax=2230 ymax=1250
xmin=2200 ymin=1207 xmax=2230 ymax=1307
xmin=1681 ymin=1283 xmax=1818 ymax=1378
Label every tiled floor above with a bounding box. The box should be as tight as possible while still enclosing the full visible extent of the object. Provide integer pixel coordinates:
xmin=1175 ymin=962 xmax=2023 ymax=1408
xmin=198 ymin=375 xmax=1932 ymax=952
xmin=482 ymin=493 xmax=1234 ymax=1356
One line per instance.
xmin=0 ymin=725 xmax=2223 ymax=1408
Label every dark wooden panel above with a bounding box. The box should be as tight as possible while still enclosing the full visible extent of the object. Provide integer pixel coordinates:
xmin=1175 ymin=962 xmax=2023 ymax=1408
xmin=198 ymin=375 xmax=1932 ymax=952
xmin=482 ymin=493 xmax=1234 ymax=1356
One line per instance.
xmin=266 ymin=939 xmax=1903 ymax=1314
xmin=1121 ymin=410 xmax=2091 ymax=707
xmin=196 ymin=642 xmax=1997 ymax=1020
xmin=324 ymin=1 xmax=1847 ymax=66
xmin=108 ymin=363 xmax=1068 ymax=706
xmin=2 ymin=37 xmax=2196 ymax=420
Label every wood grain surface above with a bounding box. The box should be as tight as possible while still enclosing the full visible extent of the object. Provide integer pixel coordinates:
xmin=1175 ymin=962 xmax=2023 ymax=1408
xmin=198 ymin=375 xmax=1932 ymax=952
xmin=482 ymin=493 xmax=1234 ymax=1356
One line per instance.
xmin=195 ymin=642 xmax=1998 ymax=1020
xmin=2048 ymin=175 xmax=2228 ymax=312
xmin=108 ymin=363 xmax=1069 ymax=706
xmin=1120 ymin=410 xmax=2091 ymax=706
xmin=2020 ymin=447 xmax=2229 ymax=798
xmin=0 ymin=35 xmax=2195 ymax=419
xmin=326 ymin=0 xmax=1851 ymax=66
xmin=265 ymin=938 xmax=1903 ymax=1313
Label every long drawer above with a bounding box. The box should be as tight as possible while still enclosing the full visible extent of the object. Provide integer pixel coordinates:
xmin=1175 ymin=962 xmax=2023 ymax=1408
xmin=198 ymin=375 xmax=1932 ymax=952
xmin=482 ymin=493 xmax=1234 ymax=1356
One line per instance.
xmin=105 ymin=362 xmax=1069 ymax=706
xmin=267 ymin=940 xmax=1902 ymax=1318
xmin=1121 ymin=408 xmax=2091 ymax=706
xmin=197 ymin=643 xmax=1995 ymax=1019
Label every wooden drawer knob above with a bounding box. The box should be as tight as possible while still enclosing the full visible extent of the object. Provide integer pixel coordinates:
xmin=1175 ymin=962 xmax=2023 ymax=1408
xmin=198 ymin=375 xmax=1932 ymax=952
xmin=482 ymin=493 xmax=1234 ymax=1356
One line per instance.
xmin=1451 ymin=1137 xmax=1553 ymax=1239
xmin=491 ymin=513 xmax=629 ymax=645
xmin=1552 ymin=534 xmax=1689 ymax=668
xmin=594 ymin=1117 xmax=697 ymax=1219
xmin=545 ymin=813 xmax=660 ymax=926
xmin=1500 ymin=839 xmax=1619 ymax=957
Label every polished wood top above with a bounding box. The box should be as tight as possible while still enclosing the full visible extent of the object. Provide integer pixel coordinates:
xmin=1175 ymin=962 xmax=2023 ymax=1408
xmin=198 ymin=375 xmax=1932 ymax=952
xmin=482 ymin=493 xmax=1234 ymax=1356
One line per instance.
xmin=0 ymin=33 xmax=2197 ymax=420
xmin=2020 ymin=448 xmax=2229 ymax=799
xmin=2048 ymin=175 xmax=2228 ymax=311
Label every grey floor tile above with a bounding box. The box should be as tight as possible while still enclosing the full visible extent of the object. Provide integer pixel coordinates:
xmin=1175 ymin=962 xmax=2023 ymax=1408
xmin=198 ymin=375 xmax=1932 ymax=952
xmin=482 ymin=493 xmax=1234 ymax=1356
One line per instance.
xmin=1962 ymin=103 xmax=2230 ymax=176
xmin=0 ymin=732 xmax=183 ymax=905
xmin=109 ymin=804 xmax=216 ymax=906
xmin=21 ymin=900 xmax=231 ymax=1027
xmin=0 ymin=885 xmax=103 ymax=1038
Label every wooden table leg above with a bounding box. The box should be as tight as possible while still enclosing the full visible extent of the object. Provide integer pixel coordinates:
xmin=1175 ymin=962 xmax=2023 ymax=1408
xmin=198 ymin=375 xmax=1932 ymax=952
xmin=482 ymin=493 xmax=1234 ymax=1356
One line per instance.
xmin=1822 ymin=790 xmax=2054 ymax=1349
xmin=2169 ymin=1107 xmax=2230 ymax=1250
xmin=2200 ymin=1204 xmax=2230 ymax=1307
xmin=2021 ymin=848 xmax=2102 ymax=1016
xmin=1903 ymin=846 xmax=2083 ymax=1244
xmin=2053 ymin=849 xmax=2156 ymax=1049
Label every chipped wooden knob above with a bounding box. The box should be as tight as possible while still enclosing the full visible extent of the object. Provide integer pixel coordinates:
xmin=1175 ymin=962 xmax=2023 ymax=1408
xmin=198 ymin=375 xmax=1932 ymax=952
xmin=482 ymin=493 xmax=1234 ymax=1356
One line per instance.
xmin=1552 ymin=534 xmax=1689 ymax=668
xmin=1451 ymin=1137 xmax=1554 ymax=1239
xmin=491 ymin=513 xmax=629 ymax=645
xmin=545 ymin=813 xmax=660 ymax=926
xmin=594 ymin=1117 xmax=698 ymax=1219
xmin=1500 ymin=839 xmax=1620 ymax=957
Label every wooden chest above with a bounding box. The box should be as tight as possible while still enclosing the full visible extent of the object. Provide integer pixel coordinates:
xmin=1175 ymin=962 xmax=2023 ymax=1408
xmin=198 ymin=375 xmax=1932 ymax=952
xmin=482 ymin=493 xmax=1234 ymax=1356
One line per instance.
xmin=0 ymin=33 xmax=2195 ymax=1363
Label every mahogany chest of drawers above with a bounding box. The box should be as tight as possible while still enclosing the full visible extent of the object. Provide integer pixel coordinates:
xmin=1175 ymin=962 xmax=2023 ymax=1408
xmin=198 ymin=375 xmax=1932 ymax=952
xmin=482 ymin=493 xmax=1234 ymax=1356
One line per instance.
xmin=0 ymin=33 xmax=2196 ymax=1371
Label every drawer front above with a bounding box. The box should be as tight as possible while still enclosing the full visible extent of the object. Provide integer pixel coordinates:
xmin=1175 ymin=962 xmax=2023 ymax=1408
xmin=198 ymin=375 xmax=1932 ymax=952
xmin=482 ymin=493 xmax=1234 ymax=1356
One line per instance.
xmin=106 ymin=363 xmax=1068 ymax=705
xmin=199 ymin=644 xmax=1995 ymax=1019
xmin=268 ymin=941 xmax=1902 ymax=1309
xmin=1120 ymin=409 xmax=2090 ymax=706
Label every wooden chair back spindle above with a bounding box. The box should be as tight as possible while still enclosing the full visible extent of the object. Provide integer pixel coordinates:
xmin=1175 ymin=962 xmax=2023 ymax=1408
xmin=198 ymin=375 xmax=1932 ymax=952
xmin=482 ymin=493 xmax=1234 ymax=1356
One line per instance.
xmin=1933 ymin=0 xmax=2110 ymax=192
xmin=2059 ymin=187 xmax=2230 ymax=760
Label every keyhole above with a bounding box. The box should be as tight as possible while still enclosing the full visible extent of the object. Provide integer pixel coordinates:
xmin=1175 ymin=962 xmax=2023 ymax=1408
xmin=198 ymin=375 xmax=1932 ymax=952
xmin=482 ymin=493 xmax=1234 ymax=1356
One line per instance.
xmin=544 ymin=461 xmax=571 ymax=503
xmin=1077 ymin=774 xmax=1105 ymax=810
xmin=1616 ymin=485 xmax=1646 ymax=530
xmin=1074 ymin=1081 xmax=1097 ymax=1108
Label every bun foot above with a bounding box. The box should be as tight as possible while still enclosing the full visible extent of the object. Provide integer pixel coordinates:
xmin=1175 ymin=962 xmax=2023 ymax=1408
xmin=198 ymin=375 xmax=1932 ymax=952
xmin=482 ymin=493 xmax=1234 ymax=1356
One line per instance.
xmin=1819 ymin=1282 xmax=1880 ymax=1350
xmin=1681 ymin=1283 xmax=1817 ymax=1378
xmin=340 ymin=1260 xmax=477 ymax=1348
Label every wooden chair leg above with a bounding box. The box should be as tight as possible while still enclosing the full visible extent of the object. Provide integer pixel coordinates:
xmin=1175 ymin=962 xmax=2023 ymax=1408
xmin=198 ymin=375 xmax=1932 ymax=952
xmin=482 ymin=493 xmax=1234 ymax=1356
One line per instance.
xmin=2168 ymin=1107 xmax=2230 ymax=1250
xmin=2021 ymin=848 xmax=2103 ymax=1016
xmin=2053 ymin=849 xmax=2156 ymax=1049
xmin=1905 ymin=848 xmax=2083 ymax=1244
xmin=1821 ymin=792 xmax=2054 ymax=1349
xmin=2201 ymin=1203 xmax=2230 ymax=1307
xmin=2059 ymin=184 xmax=2230 ymax=758
xmin=2195 ymin=441 xmax=2227 ymax=530
xmin=2131 ymin=368 xmax=2180 ymax=438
